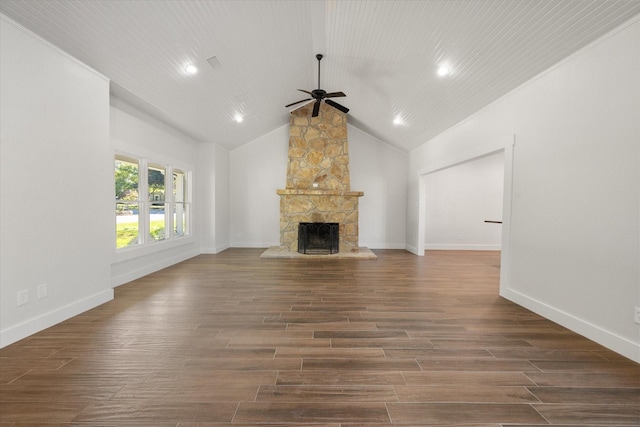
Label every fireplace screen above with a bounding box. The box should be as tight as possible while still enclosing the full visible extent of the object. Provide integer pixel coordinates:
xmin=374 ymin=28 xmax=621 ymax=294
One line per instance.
xmin=298 ymin=222 xmax=339 ymax=255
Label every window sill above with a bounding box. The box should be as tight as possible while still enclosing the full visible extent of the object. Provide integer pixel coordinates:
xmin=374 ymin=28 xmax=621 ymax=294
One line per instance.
xmin=113 ymin=235 xmax=196 ymax=264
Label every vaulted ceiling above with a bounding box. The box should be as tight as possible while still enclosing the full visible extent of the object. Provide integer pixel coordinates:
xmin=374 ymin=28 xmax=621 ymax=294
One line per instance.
xmin=2 ymin=1 xmax=639 ymax=152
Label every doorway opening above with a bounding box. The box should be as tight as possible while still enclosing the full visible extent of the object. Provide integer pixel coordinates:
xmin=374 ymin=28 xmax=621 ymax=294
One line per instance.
xmin=416 ymin=135 xmax=515 ymax=295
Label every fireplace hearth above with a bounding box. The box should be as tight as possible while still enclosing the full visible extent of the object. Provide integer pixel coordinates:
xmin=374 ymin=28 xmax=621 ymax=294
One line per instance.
xmin=298 ymin=222 xmax=339 ymax=255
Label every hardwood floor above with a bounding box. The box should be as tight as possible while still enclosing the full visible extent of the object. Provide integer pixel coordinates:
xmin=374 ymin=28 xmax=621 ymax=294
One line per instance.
xmin=1 ymin=249 xmax=638 ymax=426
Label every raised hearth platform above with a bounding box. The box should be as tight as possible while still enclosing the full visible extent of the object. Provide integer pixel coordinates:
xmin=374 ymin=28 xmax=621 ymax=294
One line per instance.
xmin=260 ymin=246 xmax=377 ymax=260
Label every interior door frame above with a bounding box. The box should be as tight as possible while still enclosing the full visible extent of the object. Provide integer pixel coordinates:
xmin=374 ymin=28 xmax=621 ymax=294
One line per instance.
xmin=417 ymin=135 xmax=516 ymax=295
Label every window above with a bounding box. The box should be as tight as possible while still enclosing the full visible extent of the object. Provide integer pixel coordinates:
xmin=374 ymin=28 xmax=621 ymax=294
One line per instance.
xmin=173 ymin=169 xmax=189 ymax=237
xmin=115 ymin=154 xmax=191 ymax=249
xmin=115 ymin=156 xmax=140 ymax=248
xmin=148 ymin=163 xmax=166 ymax=242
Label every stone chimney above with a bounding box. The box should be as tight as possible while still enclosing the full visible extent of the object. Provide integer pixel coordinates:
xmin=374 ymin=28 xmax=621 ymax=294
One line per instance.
xmin=277 ymin=102 xmax=363 ymax=253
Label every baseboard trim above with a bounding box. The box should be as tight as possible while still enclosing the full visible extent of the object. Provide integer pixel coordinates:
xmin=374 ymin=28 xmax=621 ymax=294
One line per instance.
xmin=201 ymin=244 xmax=231 ymax=254
xmin=405 ymin=244 xmax=420 ymax=255
xmin=215 ymin=244 xmax=230 ymax=253
xmin=362 ymin=243 xmax=406 ymax=250
xmin=111 ymin=249 xmax=199 ymax=287
xmin=425 ymin=244 xmax=502 ymax=251
xmin=0 ymin=289 xmax=114 ymax=348
xmin=502 ymin=287 xmax=640 ymax=363
xmin=229 ymin=242 xmax=279 ymax=248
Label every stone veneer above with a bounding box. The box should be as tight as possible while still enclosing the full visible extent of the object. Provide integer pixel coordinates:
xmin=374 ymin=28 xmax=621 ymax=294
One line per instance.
xmin=277 ymin=102 xmax=363 ymax=253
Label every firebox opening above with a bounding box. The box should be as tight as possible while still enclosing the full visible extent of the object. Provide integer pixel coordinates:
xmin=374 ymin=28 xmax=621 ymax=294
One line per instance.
xmin=298 ymin=222 xmax=339 ymax=255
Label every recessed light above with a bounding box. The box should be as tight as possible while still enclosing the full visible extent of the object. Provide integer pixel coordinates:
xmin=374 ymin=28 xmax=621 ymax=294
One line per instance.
xmin=234 ymin=113 xmax=244 ymax=123
xmin=393 ymin=115 xmax=404 ymax=125
xmin=185 ymin=64 xmax=198 ymax=75
xmin=437 ymin=65 xmax=450 ymax=77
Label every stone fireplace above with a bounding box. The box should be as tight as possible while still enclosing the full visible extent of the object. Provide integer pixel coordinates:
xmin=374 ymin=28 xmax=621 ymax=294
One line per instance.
xmin=276 ymin=101 xmax=364 ymax=254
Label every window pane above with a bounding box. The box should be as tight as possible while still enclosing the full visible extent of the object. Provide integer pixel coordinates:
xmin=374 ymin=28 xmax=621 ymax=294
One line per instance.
xmin=173 ymin=203 xmax=189 ymax=237
xmin=116 ymin=202 xmax=139 ymax=248
xmin=115 ymin=157 xmax=140 ymax=249
xmin=173 ymin=169 xmax=187 ymax=202
xmin=148 ymin=165 xmax=166 ymax=202
xmin=150 ymin=202 xmax=166 ymax=241
xmin=115 ymin=157 xmax=139 ymax=202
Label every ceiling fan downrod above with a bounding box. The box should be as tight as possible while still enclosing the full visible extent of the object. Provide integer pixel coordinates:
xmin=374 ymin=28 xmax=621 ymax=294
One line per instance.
xmin=316 ymin=54 xmax=323 ymax=90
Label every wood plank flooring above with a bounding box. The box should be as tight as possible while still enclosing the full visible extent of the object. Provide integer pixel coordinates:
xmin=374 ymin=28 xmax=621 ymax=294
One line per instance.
xmin=1 ymin=249 xmax=638 ymax=426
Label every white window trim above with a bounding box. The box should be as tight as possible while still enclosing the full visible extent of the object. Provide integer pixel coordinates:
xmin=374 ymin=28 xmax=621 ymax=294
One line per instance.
xmin=115 ymin=153 xmax=193 ymax=260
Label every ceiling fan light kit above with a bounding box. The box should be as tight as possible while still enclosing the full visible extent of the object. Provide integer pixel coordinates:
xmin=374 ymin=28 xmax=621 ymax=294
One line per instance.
xmin=286 ymin=54 xmax=349 ymax=117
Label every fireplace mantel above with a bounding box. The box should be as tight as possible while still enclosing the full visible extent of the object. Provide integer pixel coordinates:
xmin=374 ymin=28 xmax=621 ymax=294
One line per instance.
xmin=277 ymin=189 xmax=363 ymax=197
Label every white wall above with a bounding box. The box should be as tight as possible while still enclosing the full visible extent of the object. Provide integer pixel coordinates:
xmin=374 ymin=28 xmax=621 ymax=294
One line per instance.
xmin=110 ymin=100 xmax=201 ymax=286
xmin=229 ymin=125 xmax=289 ymax=247
xmin=229 ymin=122 xmax=407 ymax=249
xmin=0 ymin=17 xmax=113 ymax=347
xmin=407 ymin=18 xmax=640 ymax=361
xmin=198 ymin=142 xmax=230 ymax=254
xmin=348 ymin=126 xmax=407 ymax=249
xmin=425 ymin=151 xmax=504 ymax=250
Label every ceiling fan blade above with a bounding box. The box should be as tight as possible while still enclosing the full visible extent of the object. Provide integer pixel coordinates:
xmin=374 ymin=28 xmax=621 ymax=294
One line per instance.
xmin=285 ymin=98 xmax=311 ymax=108
xmin=325 ymin=91 xmax=346 ymax=98
xmin=325 ymin=99 xmax=349 ymax=114
xmin=297 ymin=89 xmax=313 ymax=95
xmin=312 ymin=100 xmax=321 ymax=117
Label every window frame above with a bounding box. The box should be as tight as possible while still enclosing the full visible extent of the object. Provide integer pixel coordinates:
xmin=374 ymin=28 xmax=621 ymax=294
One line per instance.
xmin=115 ymin=153 xmax=193 ymax=257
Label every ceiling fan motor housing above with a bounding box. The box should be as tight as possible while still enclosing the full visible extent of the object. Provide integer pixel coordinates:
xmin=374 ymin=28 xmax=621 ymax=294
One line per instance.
xmin=311 ymin=89 xmax=326 ymax=99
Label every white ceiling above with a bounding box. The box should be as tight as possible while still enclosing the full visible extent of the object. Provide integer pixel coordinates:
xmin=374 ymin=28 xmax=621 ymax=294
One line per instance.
xmin=2 ymin=1 xmax=639 ymax=152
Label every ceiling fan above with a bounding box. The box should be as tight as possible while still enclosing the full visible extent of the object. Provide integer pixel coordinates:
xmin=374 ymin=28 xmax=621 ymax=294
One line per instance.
xmin=286 ymin=54 xmax=349 ymax=117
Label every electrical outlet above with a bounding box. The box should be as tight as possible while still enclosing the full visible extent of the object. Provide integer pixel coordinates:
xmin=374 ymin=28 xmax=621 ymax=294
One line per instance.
xmin=634 ymin=306 xmax=640 ymax=325
xmin=17 ymin=290 xmax=28 ymax=306
xmin=37 ymin=283 xmax=48 ymax=299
